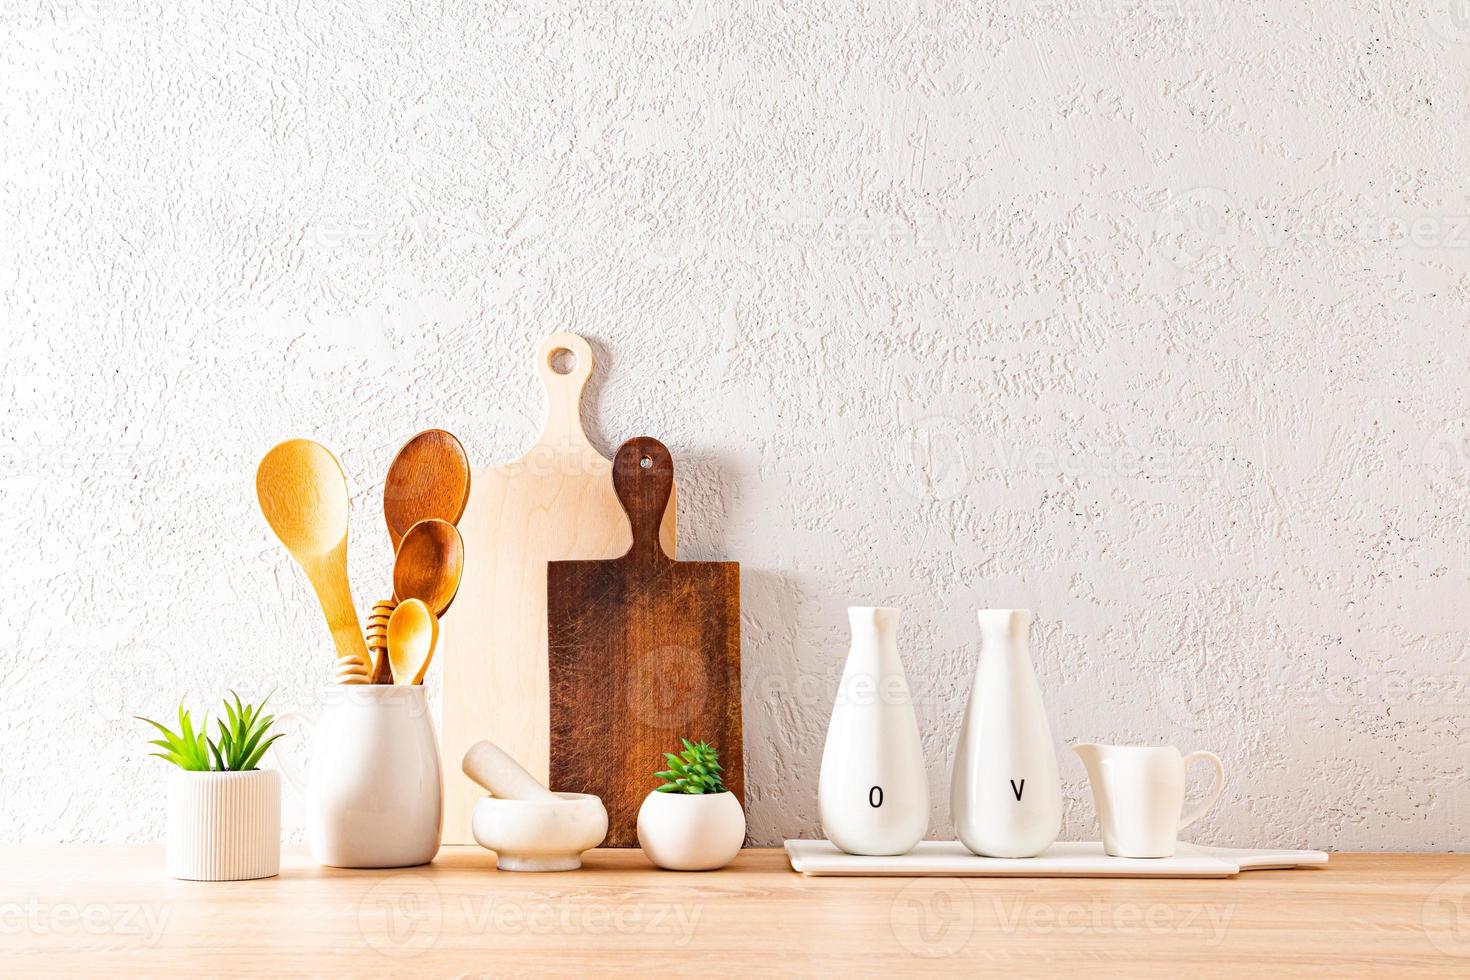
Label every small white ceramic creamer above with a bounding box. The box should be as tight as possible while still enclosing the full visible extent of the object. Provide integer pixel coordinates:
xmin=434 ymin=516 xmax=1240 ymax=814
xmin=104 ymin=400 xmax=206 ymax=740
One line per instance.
xmin=1073 ymin=743 xmax=1226 ymax=858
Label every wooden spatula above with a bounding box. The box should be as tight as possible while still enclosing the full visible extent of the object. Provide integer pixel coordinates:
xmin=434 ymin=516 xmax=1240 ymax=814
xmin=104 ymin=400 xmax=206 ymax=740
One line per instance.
xmin=548 ymin=437 xmax=742 ymax=846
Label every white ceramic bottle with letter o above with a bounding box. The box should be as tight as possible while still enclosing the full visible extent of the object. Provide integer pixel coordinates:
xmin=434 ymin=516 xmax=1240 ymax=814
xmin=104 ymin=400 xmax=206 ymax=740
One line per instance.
xmin=818 ymin=606 xmax=929 ymax=855
xmin=951 ymin=608 xmax=1061 ymax=857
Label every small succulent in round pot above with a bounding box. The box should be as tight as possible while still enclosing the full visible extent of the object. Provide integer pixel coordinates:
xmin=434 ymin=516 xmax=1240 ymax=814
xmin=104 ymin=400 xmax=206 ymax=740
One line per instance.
xmin=637 ymin=739 xmax=745 ymax=871
xmin=138 ymin=693 xmax=285 ymax=881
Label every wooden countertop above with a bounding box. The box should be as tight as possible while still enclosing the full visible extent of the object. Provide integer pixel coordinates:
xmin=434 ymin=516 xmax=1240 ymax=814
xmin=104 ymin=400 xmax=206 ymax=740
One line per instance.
xmin=2 ymin=846 xmax=1467 ymax=976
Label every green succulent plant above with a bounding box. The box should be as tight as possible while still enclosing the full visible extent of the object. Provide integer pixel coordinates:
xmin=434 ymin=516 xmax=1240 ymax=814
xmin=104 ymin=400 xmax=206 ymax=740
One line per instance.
xmin=137 ymin=692 xmax=284 ymax=772
xmin=654 ymin=739 xmax=727 ymax=794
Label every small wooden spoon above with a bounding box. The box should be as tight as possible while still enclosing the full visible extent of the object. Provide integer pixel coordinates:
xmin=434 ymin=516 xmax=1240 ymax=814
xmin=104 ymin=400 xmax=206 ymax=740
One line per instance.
xmin=384 ymin=430 xmax=471 ymax=552
xmin=393 ymin=518 xmax=465 ymax=616
xmin=256 ymin=439 xmax=372 ymax=683
xmin=387 ymin=598 xmax=439 ymax=685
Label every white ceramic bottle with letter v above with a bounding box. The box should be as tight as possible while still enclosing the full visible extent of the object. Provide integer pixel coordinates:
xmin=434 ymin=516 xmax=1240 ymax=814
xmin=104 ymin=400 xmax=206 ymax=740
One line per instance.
xmin=818 ymin=606 xmax=929 ymax=855
xmin=951 ymin=608 xmax=1061 ymax=857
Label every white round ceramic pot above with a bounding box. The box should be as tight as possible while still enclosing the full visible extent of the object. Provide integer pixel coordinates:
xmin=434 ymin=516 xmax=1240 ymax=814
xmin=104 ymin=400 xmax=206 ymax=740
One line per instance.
xmin=636 ymin=790 xmax=745 ymax=871
xmin=166 ymin=769 xmax=281 ymax=881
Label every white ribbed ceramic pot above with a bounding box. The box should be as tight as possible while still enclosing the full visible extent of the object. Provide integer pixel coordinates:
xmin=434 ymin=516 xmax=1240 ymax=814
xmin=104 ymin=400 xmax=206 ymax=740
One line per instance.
xmin=166 ymin=769 xmax=281 ymax=881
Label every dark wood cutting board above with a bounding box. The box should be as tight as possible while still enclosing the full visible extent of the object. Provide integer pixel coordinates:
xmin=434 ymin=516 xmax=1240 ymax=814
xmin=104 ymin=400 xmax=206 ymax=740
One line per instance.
xmin=548 ymin=437 xmax=742 ymax=846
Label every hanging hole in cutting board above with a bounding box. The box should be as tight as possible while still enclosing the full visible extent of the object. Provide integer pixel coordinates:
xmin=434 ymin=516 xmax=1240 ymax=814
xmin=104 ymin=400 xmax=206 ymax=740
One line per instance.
xmin=640 ymin=456 xmax=652 ymax=469
xmin=548 ymin=347 xmax=578 ymax=375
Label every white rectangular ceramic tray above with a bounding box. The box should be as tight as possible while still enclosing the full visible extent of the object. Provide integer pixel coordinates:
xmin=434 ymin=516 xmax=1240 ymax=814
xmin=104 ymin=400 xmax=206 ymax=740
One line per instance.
xmin=784 ymin=840 xmax=1329 ymax=878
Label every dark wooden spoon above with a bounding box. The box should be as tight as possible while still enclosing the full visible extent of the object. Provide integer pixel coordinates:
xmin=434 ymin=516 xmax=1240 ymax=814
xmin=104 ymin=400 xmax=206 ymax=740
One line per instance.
xmin=393 ymin=517 xmax=466 ymax=616
xmin=371 ymin=518 xmax=465 ymax=684
xmin=383 ymin=429 xmax=471 ymax=552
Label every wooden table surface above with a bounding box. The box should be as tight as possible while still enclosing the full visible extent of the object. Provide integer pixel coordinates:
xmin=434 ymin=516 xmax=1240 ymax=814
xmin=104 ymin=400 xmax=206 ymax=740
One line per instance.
xmin=3 ymin=846 xmax=1468 ymax=977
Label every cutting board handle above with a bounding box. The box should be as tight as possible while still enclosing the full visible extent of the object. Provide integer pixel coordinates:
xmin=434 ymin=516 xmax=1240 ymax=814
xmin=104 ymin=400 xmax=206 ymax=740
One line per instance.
xmin=534 ymin=332 xmax=598 ymax=456
xmin=613 ymin=436 xmax=674 ymax=565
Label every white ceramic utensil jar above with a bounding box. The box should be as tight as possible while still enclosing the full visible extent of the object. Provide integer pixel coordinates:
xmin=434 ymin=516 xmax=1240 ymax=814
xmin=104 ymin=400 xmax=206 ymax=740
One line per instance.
xmin=282 ymin=685 xmax=442 ymax=868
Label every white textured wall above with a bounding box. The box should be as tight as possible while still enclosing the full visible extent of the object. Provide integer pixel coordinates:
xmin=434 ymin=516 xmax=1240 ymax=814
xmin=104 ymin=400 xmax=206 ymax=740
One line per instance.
xmin=3 ymin=1 xmax=1468 ymax=850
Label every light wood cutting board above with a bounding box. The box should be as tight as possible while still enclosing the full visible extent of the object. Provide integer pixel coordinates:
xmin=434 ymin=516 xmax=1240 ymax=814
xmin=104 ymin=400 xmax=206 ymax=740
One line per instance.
xmin=438 ymin=333 xmax=676 ymax=844
xmin=548 ymin=437 xmax=741 ymax=846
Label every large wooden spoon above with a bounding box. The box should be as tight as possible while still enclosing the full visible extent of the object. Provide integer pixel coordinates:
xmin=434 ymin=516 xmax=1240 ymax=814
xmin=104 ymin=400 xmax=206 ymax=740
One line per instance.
xmin=256 ymin=439 xmax=372 ymax=683
xmin=384 ymin=429 xmax=471 ymax=552
xmin=387 ymin=598 xmax=439 ymax=685
xmin=369 ymin=518 xmax=465 ymax=683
